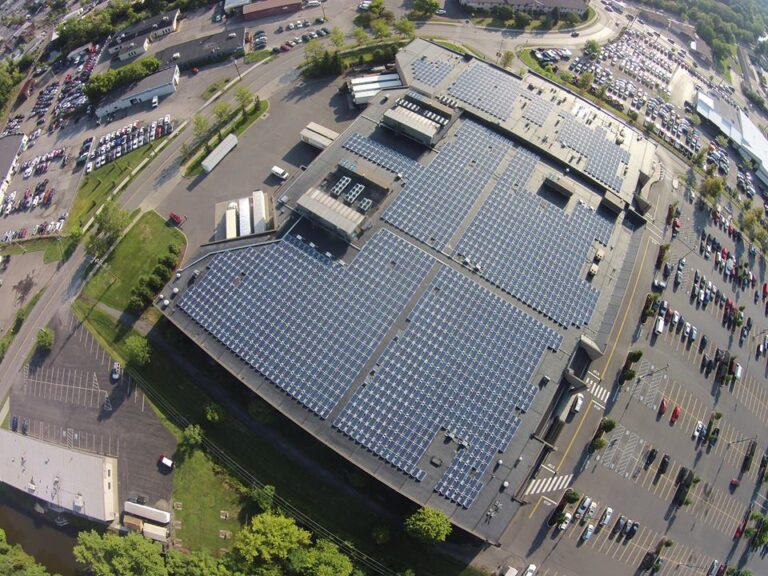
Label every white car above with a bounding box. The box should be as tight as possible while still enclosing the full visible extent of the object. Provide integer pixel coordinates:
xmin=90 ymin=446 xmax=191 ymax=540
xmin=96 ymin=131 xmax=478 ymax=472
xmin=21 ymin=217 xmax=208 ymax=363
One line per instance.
xmin=599 ymin=507 xmax=613 ymax=526
xmin=582 ymin=524 xmax=595 ymax=541
xmin=571 ymin=393 xmax=584 ymax=413
xmin=522 ymin=565 xmax=537 ymax=576
xmin=693 ymin=420 xmax=704 ymax=440
xmin=671 ymin=310 xmax=680 ymax=326
xmin=585 ymin=501 xmax=597 ymax=521
xmin=683 ymin=322 xmax=691 ymax=337
xmin=558 ymin=512 xmax=572 ymax=531
xmin=436 ymin=8 xmax=447 ymax=14
xmin=574 ymin=496 xmax=591 ymax=519
xmin=85 ymin=161 xmax=93 ymax=174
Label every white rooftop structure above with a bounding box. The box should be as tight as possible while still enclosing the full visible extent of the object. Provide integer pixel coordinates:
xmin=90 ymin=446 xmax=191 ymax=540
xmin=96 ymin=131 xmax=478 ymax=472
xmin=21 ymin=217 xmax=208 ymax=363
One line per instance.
xmin=296 ymin=188 xmax=364 ymax=239
xmin=0 ymin=429 xmax=118 ymax=522
xmin=696 ymin=91 xmax=768 ymax=186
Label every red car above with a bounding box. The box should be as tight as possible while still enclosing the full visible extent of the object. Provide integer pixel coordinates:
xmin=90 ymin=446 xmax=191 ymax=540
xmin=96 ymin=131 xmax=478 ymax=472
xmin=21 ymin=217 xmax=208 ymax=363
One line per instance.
xmin=670 ymin=405 xmax=681 ymax=424
xmin=659 ymin=397 xmax=669 ymax=415
xmin=721 ymin=248 xmax=728 ymax=261
xmin=169 ymin=212 xmax=183 ymax=226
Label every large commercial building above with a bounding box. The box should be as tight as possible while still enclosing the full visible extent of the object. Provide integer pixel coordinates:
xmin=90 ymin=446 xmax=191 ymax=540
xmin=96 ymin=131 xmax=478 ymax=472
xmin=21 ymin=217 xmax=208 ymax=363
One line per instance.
xmin=0 ymin=429 xmax=118 ymax=523
xmin=695 ymin=91 xmax=768 ymax=187
xmin=155 ymin=29 xmax=245 ymax=70
xmin=95 ymin=65 xmax=179 ymax=119
xmin=0 ymin=133 xmax=26 ymax=202
xmin=163 ymin=39 xmax=656 ymax=542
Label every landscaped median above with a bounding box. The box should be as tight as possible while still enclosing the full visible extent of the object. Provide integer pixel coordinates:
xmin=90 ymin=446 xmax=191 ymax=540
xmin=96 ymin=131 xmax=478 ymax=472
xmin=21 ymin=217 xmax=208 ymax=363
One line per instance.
xmin=183 ymin=98 xmax=269 ymax=178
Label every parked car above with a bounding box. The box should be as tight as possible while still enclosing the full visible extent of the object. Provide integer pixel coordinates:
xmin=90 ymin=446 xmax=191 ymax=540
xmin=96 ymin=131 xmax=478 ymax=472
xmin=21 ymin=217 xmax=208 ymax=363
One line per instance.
xmin=558 ymin=512 xmax=572 ymax=531
xmin=111 ymin=361 xmax=121 ymax=381
xmin=599 ymin=507 xmax=613 ymax=526
xmin=582 ymin=524 xmax=595 ymax=541
xmin=575 ymin=496 xmax=592 ymax=519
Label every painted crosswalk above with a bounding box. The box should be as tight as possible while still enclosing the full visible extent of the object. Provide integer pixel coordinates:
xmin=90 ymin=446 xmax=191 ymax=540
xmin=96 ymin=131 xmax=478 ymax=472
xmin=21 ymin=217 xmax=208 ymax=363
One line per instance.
xmin=524 ymin=474 xmax=573 ymax=496
xmin=585 ymin=374 xmax=610 ymax=404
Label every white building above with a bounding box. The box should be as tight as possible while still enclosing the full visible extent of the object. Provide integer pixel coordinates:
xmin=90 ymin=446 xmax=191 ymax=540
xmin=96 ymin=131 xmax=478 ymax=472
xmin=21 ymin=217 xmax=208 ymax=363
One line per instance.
xmin=95 ymin=65 xmax=180 ymax=119
xmin=117 ymin=38 xmax=149 ymax=62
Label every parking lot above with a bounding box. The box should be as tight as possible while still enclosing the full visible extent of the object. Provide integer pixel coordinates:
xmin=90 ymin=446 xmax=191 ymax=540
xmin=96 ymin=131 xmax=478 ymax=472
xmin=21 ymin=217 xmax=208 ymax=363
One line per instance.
xmin=8 ymin=310 xmax=177 ymax=509
xmin=502 ymin=166 xmax=768 ymax=574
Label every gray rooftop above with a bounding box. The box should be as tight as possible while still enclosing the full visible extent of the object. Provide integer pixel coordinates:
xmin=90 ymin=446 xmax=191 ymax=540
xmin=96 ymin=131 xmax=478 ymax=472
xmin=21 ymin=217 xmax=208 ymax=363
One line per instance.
xmin=0 ymin=429 xmax=118 ymax=522
xmin=155 ymin=28 xmax=245 ymax=69
xmin=97 ymin=65 xmax=178 ymax=110
xmin=0 ymin=134 xmax=24 ymax=180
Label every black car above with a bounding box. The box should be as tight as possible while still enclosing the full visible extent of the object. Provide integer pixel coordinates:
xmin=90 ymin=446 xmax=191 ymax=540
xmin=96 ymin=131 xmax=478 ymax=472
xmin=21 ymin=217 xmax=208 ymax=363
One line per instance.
xmin=11 ymin=415 xmax=17 ymax=432
xmin=612 ymin=515 xmax=627 ymax=534
xmin=659 ymin=455 xmax=670 ymax=473
xmin=709 ymin=427 xmax=720 ymax=447
xmin=626 ymin=521 xmax=640 ymax=539
xmin=646 ymin=448 xmax=658 ymax=466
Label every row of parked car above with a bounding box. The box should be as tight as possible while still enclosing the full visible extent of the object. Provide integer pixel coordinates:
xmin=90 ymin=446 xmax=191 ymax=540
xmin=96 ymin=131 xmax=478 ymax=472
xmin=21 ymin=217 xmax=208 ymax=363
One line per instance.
xmin=2 ymin=179 xmax=55 ymax=217
xmin=84 ymin=115 xmax=174 ymax=174
xmin=568 ymin=496 xmax=637 ymax=542
xmin=1 ymin=213 xmax=68 ymax=243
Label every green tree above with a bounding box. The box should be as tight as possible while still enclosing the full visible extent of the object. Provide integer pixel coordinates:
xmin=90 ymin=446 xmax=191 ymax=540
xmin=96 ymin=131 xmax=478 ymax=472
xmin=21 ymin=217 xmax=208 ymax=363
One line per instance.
xmin=352 ymin=26 xmax=369 ymax=45
xmin=394 ymin=17 xmax=416 ymax=37
xmin=558 ymin=70 xmax=573 ymax=84
xmin=330 ymin=26 xmax=346 ymax=48
xmin=250 ymin=484 xmax=276 ymax=513
xmin=370 ymin=19 xmax=391 ymax=38
xmin=584 ymin=39 xmax=600 ymax=56
xmin=192 ymin=113 xmax=210 ymax=144
xmin=500 ymin=50 xmax=515 ymax=69
xmin=182 ymin=424 xmax=204 ymax=447
xmin=36 ymin=327 xmax=54 ymax=351
xmin=591 ymin=437 xmax=608 ymax=451
xmin=304 ymin=39 xmax=325 ymax=64
xmin=576 ymin=71 xmax=594 ymax=90
xmin=627 ymin=350 xmax=643 ymax=363
xmin=125 ymin=334 xmax=151 ymax=366
xmin=288 ymin=539 xmax=354 ymax=576
xmin=74 ymin=530 xmax=168 ymax=576
xmin=94 ymin=200 xmax=131 ymax=240
xmin=515 ymin=11 xmax=531 ymax=27
xmin=235 ymin=86 xmax=253 ymax=115
xmin=600 ymin=417 xmax=617 ymax=433
xmin=205 ymin=402 xmax=222 ymax=423
xmin=563 ymin=489 xmax=580 ymax=504
xmin=700 ymin=175 xmax=724 ymax=203
xmin=715 ymin=134 xmax=730 ymax=148
xmin=404 ymin=507 xmax=452 ymax=544
xmin=563 ymin=11 xmax=580 ymax=26
xmin=233 ymin=513 xmax=311 ymax=567
xmin=412 ymin=0 xmax=440 ymax=15
xmin=213 ymin=101 xmax=231 ymax=132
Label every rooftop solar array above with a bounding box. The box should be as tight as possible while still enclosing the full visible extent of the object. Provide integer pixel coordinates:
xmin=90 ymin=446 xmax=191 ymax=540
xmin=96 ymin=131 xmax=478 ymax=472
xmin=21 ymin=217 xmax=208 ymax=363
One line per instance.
xmin=447 ymin=63 xmax=523 ymax=121
xmin=456 ymin=152 xmax=615 ymax=327
xmin=334 ymin=267 xmax=561 ymax=508
xmin=343 ymin=133 xmax=421 ymax=178
xmin=383 ymin=120 xmax=513 ymax=249
xmin=558 ymin=116 xmax=630 ymax=192
xmin=411 ymin=55 xmax=457 ymax=87
xmin=177 ymin=230 xmax=433 ymax=418
xmin=521 ymin=96 xmax=555 ymax=127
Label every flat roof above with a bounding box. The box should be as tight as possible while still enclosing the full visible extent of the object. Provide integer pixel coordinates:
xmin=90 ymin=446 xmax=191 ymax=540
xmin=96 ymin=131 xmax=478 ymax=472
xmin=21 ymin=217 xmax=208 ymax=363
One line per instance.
xmin=0 ymin=134 xmax=24 ymax=178
xmin=383 ymin=106 xmax=440 ymax=140
xmin=163 ymin=39 xmax=651 ymax=543
xmin=97 ymin=65 xmax=178 ymax=111
xmin=297 ymin=188 xmax=364 ymax=236
xmin=224 ymin=0 xmax=252 ymax=11
xmin=396 ymin=39 xmax=656 ymax=205
xmin=155 ymin=28 xmax=244 ymax=68
xmin=0 ymin=429 xmax=117 ymax=522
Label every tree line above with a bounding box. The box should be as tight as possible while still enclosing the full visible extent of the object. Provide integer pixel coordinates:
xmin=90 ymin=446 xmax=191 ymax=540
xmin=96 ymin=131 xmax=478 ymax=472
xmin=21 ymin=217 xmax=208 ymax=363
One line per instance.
xmin=84 ymin=57 xmax=161 ymax=103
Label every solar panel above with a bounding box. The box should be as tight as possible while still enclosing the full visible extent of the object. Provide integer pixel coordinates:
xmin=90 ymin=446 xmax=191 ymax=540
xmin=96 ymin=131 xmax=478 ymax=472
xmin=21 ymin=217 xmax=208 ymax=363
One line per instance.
xmin=411 ymin=56 xmax=457 ymax=87
xmin=334 ymin=267 xmax=561 ymax=509
xmin=177 ymin=230 xmax=433 ymax=419
xmin=383 ymin=120 xmax=514 ymax=250
xmin=447 ymin=63 xmax=523 ymax=121
xmin=558 ymin=116 xmax=630 ymax=192
xmin=521 ymin=95 xmax=554 ymax=127
xmin=343 ymin=133 xmax=420 ymax=178
xmin=455 ymin=153 xmax=616 ymax=327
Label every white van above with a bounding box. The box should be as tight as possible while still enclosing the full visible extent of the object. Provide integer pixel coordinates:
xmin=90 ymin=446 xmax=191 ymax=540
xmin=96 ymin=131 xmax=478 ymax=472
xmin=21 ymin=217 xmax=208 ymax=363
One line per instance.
xmin=654 ymin=316 xmax=665 ymax=335
xmin=271 ymin=165 xmax=289 ymax=180
xmin=733 ymin=362 xmax=743 ymax=380
xmin=151 ymin=95 xmax=159 ymax=108
xmin=305 ymin=0 xmax=321 ymax=6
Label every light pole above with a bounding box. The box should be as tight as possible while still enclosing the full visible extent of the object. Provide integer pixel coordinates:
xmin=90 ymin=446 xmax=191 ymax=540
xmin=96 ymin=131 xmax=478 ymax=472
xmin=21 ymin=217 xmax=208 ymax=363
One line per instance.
xmin=231 ymin=56 xmax=242 ymax=81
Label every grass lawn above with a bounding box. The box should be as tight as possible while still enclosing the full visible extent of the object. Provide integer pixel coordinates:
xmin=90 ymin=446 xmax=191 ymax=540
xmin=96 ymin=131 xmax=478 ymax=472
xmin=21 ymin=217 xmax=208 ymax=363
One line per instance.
xmin=67 ymin=146 xmax=150 ymax=232
xmin=0 ymin=235 xmax=79 ymax=264
xmin=244 ymin=50 xmax=272 ymax=64
xmin=183 ymin=100 xmax=269 ymax=178
xmin=81 ymin=211 xmax=185 ymax=310
xmin=428 ymin=39 xmax=487 ymax=60
xmin=201 ymin=78 xmax=230 ymax=100
xmin=72 ymin=301 xmax=486 ymax=576
xmin=174 ymin=449 xmax=244 ymax=552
